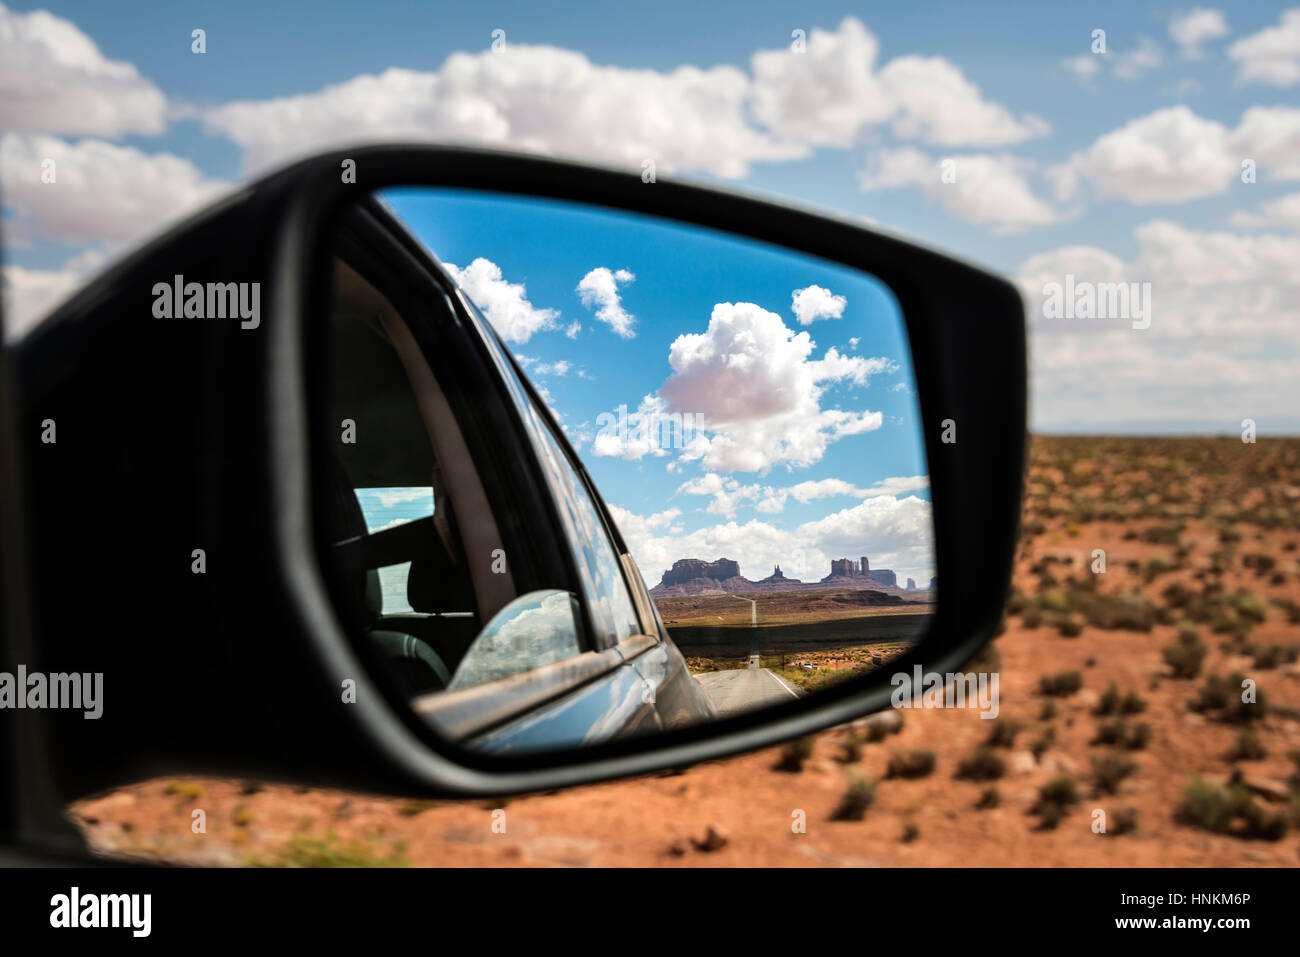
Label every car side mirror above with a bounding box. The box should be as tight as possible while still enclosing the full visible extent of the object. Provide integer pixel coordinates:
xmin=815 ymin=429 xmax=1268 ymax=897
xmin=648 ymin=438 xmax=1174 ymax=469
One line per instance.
xmin=10 ymin=145 xmax=1024 ymax=803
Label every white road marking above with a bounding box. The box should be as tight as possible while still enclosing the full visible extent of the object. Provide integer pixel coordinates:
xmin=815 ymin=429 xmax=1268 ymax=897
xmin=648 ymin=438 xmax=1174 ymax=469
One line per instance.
xmin=763 ymin=669 xmax=801 ymax=699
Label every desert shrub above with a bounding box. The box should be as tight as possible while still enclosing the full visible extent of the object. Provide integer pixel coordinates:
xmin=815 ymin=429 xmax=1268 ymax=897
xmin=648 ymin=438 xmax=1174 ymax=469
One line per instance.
xmin=1038 ymin=587 xmax=1070 ymax=613
xmin=839 ymin=732 xmax=864 ymax=764
xmin=901 ymin=821 xmax=920 ymax=843
xmin=1163 ymin=627 xmax=1207 ymax=679
xmin=1021 ymin=606 xmax=1044 ymax=629
xmin=1229 ymin=727 xmax=1266 ymax=761
xmin=1142 ymin=525 xmax=1183 ymax=546
xmin=955 ymin=745 xmax=1005 ymax=781
xmin=1252 ymin=645 xmax=1283 ymax=670
xmin=1031 ymin=776 xmax=1080 ymax=830
xmin=1124 ymin=723 xmax=1152 ymax=751
xmin=1231 ymin=590 xmax=1269 ymax=623
xmin=1075 ymin=590 xmax=1157 ymax=632
xmin=1038 ymin=700 xmax=1057 ymax=721
xmin=1096 ymin=683 xmax=1122 ymax=715
xmin=1120 ymin=691 xmax=1147 ymax=715
xmin=1092 ymin=753 xmax=1137 ymax=795
xmin=1055 ymin=614 xmax=1084 ymax=637
xmin=887 ymin=750 xmax=937 ymax=780
xmin=984 ymin=718 xmax=1024 ymax=749
xmin=975 ymin=787 xmax=1000 ymax=810
xmin=1031 ymin=726 xmax=1057 ymax=760
xmin=1143 ymin=557 xmax=1173 ymax=583
xmin=1110 ymin=807 xmax=1139 ymax=835
xmin=1162 ymin=582 xmax=1193 ymax=608
xmin=1177 ymin=778 xmax=1288 ymax=841
xmin=1243 ymin=553 xmax=1276 ymax=578
xmin=830 ymin=770 xmax=876 ymax=821
xmin=1193 ymin=673 xmax=1267 ymax=724
xmin=1092 ymin=718 xmax=1126 ymax=746
xmin=1039 ymin=671 xmax=1083 ymax=697
xmin=1272 ymin=598 xmax=1300 ymax=625
xmin=774 ymin=736 xmax=816 ymax=772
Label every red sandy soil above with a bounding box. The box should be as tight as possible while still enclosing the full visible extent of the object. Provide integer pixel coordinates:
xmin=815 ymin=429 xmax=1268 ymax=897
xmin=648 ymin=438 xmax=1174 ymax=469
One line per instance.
xmin=70 ymin=438 xmax=1300 ymax=866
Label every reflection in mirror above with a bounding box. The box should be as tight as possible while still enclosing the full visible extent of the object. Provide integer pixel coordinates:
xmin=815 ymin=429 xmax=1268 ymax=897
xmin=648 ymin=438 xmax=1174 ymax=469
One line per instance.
xmin=319 ymin=188 xmax=935 ymax=755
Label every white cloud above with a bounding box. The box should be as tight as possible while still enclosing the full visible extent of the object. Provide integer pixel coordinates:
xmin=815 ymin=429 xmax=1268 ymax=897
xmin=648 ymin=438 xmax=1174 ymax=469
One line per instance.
xmin=1051 ymin=105 xmax=1300 ymax=208
xmin=564 ymin=320 xmax=581 ymax=339
xmin=1112 ymin=38 xmax=1165 ymax=80
xmin=442 ymin=257 xmax=559 ymax=344
xmin=0 ymin=134 xmax=230 ymax=247
xmin=1 ymin=248 xmax=104 ymax=341
xmin=1061 ymin=54 xmax=1102 ymax=81
xmin=1228 ymin=8 xmax=1300 ymax=86
xmin=204 ymin=46 xmax=802 ymax=178
xmin=1170 ymin=9 xmax=1230 ymax=59
xmin=877 ymin=55 xmax=1050 ymax=146
xmin=1049 ymin=106 xmax=1236 ymax=205
xmin=749 ymin=17 xmax=893 ymax=148
xmin=576 ymin=267 xmax=635 ymax=338
xmin=1017 ymin=220 xmax=1300 ymax=427
xmin=1229 ymin=190 xmax=1300 ymax=230
xmin=0 ymin=3 xmax=167 ymax=136
xmin=659 ymin=301 xmax=887 ymax=472
xmin=791 ymin=284 xmax=846 ymax=325
xmin=676 ymin=472 xmax=765 ymax=518
xmin=1230 ymin=105 xmax=1300 ymax=180
xmin=859 ymin=147 xmax=1058 ymax=233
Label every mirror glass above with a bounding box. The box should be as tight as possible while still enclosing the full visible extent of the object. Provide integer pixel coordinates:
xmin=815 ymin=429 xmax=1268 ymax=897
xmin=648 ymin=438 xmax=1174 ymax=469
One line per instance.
xmin=319 ymin=187 xmax=935 ymax=755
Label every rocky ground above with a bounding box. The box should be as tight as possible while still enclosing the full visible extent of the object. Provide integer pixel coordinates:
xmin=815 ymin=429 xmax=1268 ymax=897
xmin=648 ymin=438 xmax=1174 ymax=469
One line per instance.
xmin=70 ymin=437 xmax=1300 ymax=866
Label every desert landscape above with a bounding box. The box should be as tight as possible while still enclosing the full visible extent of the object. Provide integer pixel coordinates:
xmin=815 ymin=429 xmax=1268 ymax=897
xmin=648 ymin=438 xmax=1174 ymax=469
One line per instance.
xmin=70 ymin=436 xmax=1300 ymax=866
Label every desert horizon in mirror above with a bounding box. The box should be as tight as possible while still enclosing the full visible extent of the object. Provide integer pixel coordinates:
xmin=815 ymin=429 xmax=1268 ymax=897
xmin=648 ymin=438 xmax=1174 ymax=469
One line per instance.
xmin=321 ymin=187 xmax=935 ymax=755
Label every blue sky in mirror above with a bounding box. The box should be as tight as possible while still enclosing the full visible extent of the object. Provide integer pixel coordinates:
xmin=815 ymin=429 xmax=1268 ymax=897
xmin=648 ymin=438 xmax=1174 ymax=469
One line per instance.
xmin=377 ymin=188 xmax=935 ymax=587
xmin=4 ymin=1 xmax=1299 ymax=432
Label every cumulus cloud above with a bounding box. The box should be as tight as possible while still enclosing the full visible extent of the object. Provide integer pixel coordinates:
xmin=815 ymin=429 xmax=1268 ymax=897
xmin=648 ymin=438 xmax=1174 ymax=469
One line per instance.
xmin=0 ymin=134 xmax=230 ymax=247
xmin=204 ymin=46 xmax=803 ymax=178
xmin=1169 ymin=9 xmax=1230 ymax=59
xmin=859 ymin=147 xmax=1058 ymax=233
xmin=1229 ymin=190 xmax=1300 ymax=230
xmin=749 ymin=17 xmax=893 ymax=148
xmin=790 ymin=284 xmax=846 ymax=325
xmin=576 ymin=267 xmax=635 ymax=338
xmin=200 ymin=16 xmax=1045 ymax=177
xmin=659 ymin=301 xmax=888 ymax=472
xmin=1017 ymin=220 xmax=1300 ymax=426
xmin=0 ymin=3 xmax=167 ymax=136
xmin=1228 ymin=8 xmax=1300 ymax=86
xmin=876 ymin=55 xmax=1050 ymax=146
xmin=1050 ymin=105 xmax=1300 ymax=207
xmin=1048 ymin=106 xmax=1236 ymax=205
xmin=1231 ymin=105 xmax=1300 ymax=180
xmin=1111 ymin=38 xmax=1165 ymax=80
xmin=442 ymin=257 xmax=559 ymax=344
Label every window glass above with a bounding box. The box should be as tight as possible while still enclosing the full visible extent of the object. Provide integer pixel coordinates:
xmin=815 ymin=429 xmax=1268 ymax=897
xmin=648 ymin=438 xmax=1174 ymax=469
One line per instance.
xmin=354 ymin=487 xmax=434 ymax=615
xmin=527 ymin=403 xmax=643 ymax=645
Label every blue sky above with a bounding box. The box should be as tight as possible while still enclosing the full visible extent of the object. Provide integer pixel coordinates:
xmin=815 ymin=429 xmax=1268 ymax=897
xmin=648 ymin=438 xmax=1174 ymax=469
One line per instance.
xmin=372 ymin=187 xmax=933 ymax=584
xmin=2 ymin=5 xmax=1298 ymax=445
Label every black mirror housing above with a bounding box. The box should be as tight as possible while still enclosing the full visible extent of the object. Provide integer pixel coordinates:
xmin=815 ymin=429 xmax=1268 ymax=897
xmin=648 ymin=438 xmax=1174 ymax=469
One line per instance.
xmin=10 ymin=145 xmax=1025 ymax=803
